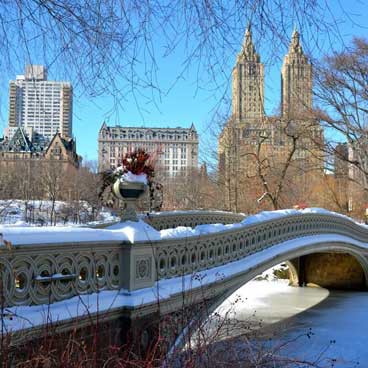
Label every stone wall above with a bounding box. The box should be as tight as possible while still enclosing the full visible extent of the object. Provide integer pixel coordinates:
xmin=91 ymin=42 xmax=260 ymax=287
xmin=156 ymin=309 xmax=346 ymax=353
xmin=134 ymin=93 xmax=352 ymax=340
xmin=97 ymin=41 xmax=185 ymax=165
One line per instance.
xmin=303 ymin=252 xmax=366 ymax=290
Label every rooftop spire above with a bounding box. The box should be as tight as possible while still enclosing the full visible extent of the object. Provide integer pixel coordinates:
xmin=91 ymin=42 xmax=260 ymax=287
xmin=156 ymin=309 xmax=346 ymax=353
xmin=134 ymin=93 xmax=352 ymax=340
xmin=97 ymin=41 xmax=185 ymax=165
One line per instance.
xmin=245 ymin=23 xmax=251 ymax=37
xmin=238 ymin=24 xmax=260 ymax=63
xmin=288 ymin=28 xmax=304 ymax=56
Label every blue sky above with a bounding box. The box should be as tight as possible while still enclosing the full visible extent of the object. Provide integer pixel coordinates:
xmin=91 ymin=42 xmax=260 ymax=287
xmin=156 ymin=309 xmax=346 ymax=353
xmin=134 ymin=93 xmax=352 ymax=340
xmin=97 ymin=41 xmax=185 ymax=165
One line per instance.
xmin=0 ymin=1 xmax=367 ymax=164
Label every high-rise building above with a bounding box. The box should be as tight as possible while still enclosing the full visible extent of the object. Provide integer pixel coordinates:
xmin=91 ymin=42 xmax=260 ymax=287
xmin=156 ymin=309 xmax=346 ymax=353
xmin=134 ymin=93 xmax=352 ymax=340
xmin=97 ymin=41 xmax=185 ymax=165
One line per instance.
xmin=219 ymin=26 xmax=324 ymax=212
xmin=98 ymin=123 xmax=198 ymax=176
xmin=232 ymin=26 xmax=264 ymax=123
xmin=281 ymin=30 xmax=313 ymax=118
xmin=7 ymin=65 xmax=72 ymax=141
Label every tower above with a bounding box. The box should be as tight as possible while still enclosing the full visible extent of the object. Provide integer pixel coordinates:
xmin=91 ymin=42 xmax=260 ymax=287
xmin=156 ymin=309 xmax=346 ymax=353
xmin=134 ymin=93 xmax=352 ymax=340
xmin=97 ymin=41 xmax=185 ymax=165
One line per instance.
xmin=281 ymin=30 xmax=312 ymax=118
xmin=7 ymin=65 xmax=73 ymax=141
xmin=232 ymin=26 xmax=264 ymax=123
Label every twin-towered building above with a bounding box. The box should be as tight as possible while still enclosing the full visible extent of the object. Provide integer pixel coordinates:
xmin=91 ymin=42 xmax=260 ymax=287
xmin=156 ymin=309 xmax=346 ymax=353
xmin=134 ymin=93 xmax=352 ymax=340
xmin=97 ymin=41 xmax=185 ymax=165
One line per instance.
xmin=281 ymin=30 xmax=313 ymax=119
xmin=219 ymin=26 xmax=324 ymax=211
xmin=230 ymin=26 xmax=315 ymax=128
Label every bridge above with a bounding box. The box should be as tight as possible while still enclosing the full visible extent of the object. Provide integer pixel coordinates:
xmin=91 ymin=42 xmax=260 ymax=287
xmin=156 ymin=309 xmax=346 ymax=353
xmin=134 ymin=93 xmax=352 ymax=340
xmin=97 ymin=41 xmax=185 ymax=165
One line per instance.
xmin=1 ymin=209 xmax=368 ymax=352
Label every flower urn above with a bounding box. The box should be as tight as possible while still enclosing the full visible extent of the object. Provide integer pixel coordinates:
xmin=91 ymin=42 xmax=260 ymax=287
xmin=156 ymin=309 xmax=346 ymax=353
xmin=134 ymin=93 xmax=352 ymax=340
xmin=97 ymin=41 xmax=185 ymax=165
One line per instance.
xmin=112 ymin=179 xmax=147 ymax=222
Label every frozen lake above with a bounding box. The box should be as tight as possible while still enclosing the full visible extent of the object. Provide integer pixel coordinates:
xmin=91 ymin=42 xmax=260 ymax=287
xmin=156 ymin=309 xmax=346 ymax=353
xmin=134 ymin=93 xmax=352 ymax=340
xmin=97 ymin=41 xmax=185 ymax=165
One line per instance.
xmin=211 ymin=280 xmax=368 ymax=367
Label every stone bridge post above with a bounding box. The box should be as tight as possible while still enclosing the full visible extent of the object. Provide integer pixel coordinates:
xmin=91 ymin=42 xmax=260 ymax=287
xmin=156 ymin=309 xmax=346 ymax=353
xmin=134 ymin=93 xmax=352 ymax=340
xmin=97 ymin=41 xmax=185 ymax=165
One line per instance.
xmin=117 ymin=241 xmax=163 ymax=353
xmin=119 ymin=243 xmax=156 ymax=292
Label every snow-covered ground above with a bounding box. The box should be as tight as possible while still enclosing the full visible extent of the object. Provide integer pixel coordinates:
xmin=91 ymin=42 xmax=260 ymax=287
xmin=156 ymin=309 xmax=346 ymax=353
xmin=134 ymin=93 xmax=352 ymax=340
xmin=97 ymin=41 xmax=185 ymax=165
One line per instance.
xmin=185 ymin=267 xmax=328 ymax=343
xmin=0 ymin=199 xmax=118 ymax=227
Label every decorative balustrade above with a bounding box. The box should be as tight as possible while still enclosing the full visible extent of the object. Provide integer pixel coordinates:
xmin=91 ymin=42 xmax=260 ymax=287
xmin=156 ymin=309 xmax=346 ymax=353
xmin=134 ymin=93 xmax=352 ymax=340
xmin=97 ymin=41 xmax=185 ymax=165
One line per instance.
xmin=144 ymin=211 xmax=245 ymax=230
xmin=153 ymin=213 xmax=368 ymax=280
xmin=1 ymin=211 xmax=367 ymax=308
xmin=0 ymin=242 xmax=121 ymax=307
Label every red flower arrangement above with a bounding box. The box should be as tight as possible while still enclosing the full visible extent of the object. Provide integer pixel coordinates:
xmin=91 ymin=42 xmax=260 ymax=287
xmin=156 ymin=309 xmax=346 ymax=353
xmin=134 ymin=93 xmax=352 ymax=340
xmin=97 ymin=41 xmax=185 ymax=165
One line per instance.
xmin=120 ymin=148 xmax=155 ymax=182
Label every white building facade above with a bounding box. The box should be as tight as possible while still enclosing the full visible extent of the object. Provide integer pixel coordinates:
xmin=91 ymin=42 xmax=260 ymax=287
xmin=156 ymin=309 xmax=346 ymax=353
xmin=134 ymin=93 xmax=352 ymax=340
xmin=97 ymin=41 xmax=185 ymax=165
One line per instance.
xmin=7 ymin=65 xmax=72 ymax=141
xmin=98 ymin=123 xmax=199 ymax=176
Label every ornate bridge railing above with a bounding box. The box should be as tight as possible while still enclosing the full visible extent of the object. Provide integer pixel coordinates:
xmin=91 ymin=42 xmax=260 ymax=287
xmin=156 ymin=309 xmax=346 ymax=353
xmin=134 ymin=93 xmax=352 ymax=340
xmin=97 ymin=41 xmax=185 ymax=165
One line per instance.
xmin=153 ymin=213 xmax=368 ymax=280
xmin=0 ymin=241 xmax=121 ymax=306
xmin=1 ymin=211 xmax=367 ymax=307
xmin=144 ymin=211 xmax=245 ymax=230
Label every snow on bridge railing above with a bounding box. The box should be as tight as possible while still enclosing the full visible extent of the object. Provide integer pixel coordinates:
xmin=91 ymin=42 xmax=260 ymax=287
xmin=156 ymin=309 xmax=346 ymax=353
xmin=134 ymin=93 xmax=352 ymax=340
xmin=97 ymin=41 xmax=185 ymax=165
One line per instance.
xmin=153 ymin=211 xmax=368 ymax=281
xmin=88 ymin=210 xmax=245 ymax=230
xmin=0 ymin=209 xmax=367 ymax=307
xmin=143 ymin=210 xmax=245 ymax=230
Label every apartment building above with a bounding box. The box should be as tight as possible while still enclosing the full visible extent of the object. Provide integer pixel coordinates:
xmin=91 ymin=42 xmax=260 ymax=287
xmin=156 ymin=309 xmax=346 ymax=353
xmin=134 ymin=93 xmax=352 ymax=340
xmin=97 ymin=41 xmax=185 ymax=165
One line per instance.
xmin=98 ymin=123 xmax=198 ymax=176
xmin=7 ymin=65 xmax=72 ymax=140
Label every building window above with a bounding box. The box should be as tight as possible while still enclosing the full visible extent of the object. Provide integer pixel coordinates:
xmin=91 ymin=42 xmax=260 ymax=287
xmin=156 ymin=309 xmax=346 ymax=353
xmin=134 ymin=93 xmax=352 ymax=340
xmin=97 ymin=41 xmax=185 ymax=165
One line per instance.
xmin=243 ymin=128 xmax=250 ymax=138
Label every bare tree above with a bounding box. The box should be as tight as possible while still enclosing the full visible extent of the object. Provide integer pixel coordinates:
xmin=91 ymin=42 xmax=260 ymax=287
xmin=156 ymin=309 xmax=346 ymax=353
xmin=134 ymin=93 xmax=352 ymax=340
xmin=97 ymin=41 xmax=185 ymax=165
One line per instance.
xmin=315 ymin=38 xmax=368 ymax=217
xmin=0 ymin=1 xmax=362 ymax=117
xmin=77 ymin=163 xmax=103 ymax=221
xmin=41 ymin=161 xmax=64 ymax=225
xmin=316 ymin=38 xmax=368 ymax=163
xmin=162 ymin=166 xmax=220 ymax=211
xmin=218 ymin=115 xmax=325 ymax=212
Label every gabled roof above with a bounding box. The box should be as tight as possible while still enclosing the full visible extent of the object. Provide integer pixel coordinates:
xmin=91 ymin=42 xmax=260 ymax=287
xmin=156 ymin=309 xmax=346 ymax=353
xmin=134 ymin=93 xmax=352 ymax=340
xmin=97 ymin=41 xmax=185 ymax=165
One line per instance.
xmin=45 ymin=132 xmax=77 ymax=156
xmin=99 ymin=121 xmax=108 ymax=132
xmin=4 ymin=127 xmax=33 ymax=152
xmin=0 ymin=128 xmax=51 ymax=153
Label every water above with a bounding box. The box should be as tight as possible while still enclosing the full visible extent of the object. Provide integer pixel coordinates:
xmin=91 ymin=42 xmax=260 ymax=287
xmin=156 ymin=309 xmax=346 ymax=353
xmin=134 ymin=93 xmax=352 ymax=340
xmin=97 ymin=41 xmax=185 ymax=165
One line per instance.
xmin=212 ymin=280 xmax=368 ymax=367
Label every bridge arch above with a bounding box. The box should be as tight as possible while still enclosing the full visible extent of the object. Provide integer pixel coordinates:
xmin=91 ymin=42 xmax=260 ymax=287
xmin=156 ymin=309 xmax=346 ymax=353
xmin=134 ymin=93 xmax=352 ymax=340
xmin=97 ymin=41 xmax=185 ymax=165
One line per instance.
xmin=168 ymin=240 xmax=368 ymax=355
xmin=168 ymin=241 xmax=368 ymax=356
xmin=206 ymin=241 xmax=368 ymax=317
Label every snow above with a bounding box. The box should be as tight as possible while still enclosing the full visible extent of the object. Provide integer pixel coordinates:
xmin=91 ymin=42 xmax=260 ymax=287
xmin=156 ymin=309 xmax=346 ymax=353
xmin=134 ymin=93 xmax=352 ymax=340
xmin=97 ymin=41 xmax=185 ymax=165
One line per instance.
xmin=211 ymin=280 xmax=368 ymax=367
xmin=160 ymin=207 xmax=365 ymax=240
xmin=2 ymin=206 xmax=368 ymax=366
xmin=0 ymin=207 xmax=365 ymax=246
xmin=147 ymin=209 xmax=246 ymax=216
xmin=120 ymin=171 xmax=148 ymax=184
xmin=160 ymin=223 xmax=242 ymax=239
xmin=0 ymin=220 xmax=160 ymax=246
xmin=278 ymin=290 xmax=368 ymax=366
xmin=0 ymin=199 xmax=119 ymax=226
xmin=106 ymin=220 xmax=160 ymax=242
xmin=159 ymin=207 xmax=364 ymax=240
xmin=214 ymin=278 xmax=329 ymax=323
xmin=35 ymin=273 xmax=77 ymax=281
xmin=2 ymin=233 xmax=368 ymax=334
xmin=240 ymin=207 xmax=358 ymax=226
